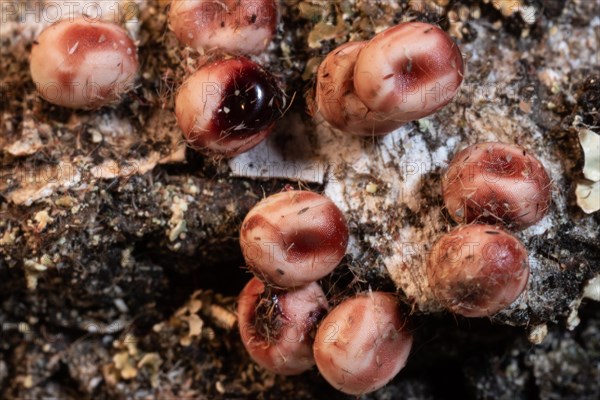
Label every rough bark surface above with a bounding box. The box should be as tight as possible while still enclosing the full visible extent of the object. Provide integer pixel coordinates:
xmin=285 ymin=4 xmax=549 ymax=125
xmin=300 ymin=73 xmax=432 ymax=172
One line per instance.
xmin=1 ymin=1 xmax=599 ymax=399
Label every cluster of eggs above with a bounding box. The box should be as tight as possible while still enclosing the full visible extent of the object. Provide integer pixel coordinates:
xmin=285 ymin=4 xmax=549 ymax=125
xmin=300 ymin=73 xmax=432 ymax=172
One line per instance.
xmin=430 ymin=142 xmax=552 ymax=317
xmin=237 ymin=190 xmax=413 ymax=395
xmin=26 ymin=1 xmax=553 ymax=396
xmin=29 ymin=2 xmax=466 ymax=155
xmin=315 ymin=22 xmax=464 ymax=136
xmin=233 ymin=143 xmax=551 ymax=395
xmin=235 ymin=142 xmax=552 ymax=394
xmin=29 ymin=0 xmax=285 ymax=156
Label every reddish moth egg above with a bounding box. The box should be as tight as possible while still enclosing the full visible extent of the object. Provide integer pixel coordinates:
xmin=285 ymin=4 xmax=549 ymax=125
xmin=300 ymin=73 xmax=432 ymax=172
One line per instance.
xmin=315 ymin=41 xmax=404 ymax=136
xmin=239 ymin=190 xmax=349 ymax=288
xmin=175 ymin=56 xmax=286 ymax=156
xmin=237 ymin=277 xmax=328 ymax=375
xmin=313 ymin=292 xmax=413 ymax=395
xmin=30 ymin=18 xmax=139 ymax=109
xmin=427 ymin=224 xmax=530 ymax=318
xmin=353 ymin=22 xmax=464 ymax=123
xmin=442 ymin=142 xmax=552 ymax=230
xmin=169 ymin=0 xmax=278 ymax=54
